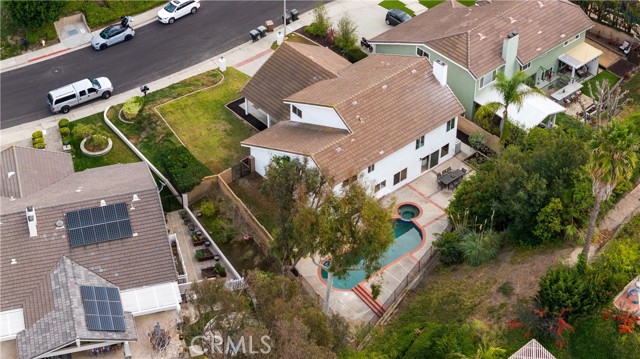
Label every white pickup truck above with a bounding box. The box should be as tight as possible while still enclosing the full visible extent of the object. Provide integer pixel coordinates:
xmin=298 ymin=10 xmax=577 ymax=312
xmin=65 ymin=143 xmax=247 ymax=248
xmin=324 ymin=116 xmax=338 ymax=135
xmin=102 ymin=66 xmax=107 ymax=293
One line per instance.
xmin=47 ymin=77 xmax=113 ymax=114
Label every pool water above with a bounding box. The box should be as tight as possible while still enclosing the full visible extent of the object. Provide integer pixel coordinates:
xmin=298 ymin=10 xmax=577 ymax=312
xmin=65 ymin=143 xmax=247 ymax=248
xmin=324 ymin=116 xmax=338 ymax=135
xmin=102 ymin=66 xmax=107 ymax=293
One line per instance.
xmin=398 ymin=204 xmax=420 ymax=220
xmin=320 ymin=220 xmax=423 ymax=289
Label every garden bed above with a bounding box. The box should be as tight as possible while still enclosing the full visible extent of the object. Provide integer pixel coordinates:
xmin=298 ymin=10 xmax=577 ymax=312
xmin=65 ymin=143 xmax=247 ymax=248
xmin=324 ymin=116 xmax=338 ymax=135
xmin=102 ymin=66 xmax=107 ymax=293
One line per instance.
xmin=463 ymin=151 xmax=489 ymax=168
xmin=293 ymin=28 xmax=367 ymax=63
xmin=194 ymin=248 xmax=216 ymax=262
xmin=171 ymin=242 xmax=185 ymax=276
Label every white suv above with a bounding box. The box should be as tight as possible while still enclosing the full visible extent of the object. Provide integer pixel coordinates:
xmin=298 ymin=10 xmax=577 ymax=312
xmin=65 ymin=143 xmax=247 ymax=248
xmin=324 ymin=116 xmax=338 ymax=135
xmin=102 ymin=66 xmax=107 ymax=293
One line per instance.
xmin=157 ymin=0 xmax=200 ymax=24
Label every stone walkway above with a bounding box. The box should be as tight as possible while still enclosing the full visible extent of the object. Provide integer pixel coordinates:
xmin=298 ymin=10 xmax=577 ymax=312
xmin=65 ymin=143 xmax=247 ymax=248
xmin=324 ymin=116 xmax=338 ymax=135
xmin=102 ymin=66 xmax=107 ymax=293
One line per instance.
xmin=599 ymin=183 xmax=640 ymax=237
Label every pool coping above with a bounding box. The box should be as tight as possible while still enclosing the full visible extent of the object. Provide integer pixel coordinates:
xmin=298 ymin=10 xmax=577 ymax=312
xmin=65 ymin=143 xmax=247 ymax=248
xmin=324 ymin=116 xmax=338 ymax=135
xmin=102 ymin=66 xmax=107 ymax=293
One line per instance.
xmin=316 ymin=201 xmax=428 ymax=295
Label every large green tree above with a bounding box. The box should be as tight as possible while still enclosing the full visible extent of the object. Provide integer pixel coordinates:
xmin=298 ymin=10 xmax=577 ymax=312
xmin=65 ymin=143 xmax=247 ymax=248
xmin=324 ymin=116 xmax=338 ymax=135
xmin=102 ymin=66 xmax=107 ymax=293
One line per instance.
xmin=582 ymin=120 xmax=639 ymax=261
xmin=298 ymin=180 xmax=394 ymax=313
xmin=261 ymin=156 xmax=326 ymax=274
xmin=6 ymin=0 xmax=65 ymax=28
xmin=474 ymin=70 xmax=544 ymax=139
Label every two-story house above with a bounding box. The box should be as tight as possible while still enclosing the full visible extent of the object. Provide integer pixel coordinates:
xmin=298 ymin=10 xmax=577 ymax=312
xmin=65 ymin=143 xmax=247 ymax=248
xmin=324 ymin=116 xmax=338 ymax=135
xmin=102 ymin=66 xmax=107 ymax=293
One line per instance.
xmin=370 ymin=0 xmax=597 ymax=129
xmin=241 ymin=43 xmax=463 ymax=197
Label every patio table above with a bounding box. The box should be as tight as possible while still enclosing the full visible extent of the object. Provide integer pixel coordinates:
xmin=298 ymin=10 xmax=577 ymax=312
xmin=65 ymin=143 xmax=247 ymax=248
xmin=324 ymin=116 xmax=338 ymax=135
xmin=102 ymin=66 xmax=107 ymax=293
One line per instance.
xmin=439 ymin=169 xmax=464 ymax=190
xmin=551 ymin=82 xmax=583 ymax=102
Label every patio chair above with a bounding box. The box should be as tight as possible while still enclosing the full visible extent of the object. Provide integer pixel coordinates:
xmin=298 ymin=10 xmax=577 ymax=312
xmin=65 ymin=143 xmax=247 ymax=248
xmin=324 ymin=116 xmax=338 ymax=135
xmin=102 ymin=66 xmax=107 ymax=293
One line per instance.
xmin=620 ymin=40 xmax=630 ymax=51
xmin=461 ymin=168 xmax=467 ymax=175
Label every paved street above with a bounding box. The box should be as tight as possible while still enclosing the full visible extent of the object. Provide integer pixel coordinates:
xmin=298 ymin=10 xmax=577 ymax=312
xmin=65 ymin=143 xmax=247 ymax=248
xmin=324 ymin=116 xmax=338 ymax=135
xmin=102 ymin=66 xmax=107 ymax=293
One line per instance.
xmin=0 ymin=1 xmax=314 ymax=129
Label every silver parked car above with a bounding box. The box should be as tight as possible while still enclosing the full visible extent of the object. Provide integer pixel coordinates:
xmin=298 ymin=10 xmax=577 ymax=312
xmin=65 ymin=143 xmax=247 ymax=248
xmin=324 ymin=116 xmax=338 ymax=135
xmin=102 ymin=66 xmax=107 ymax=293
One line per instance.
xmin=91 ymin=16 xmax=134 ymax=51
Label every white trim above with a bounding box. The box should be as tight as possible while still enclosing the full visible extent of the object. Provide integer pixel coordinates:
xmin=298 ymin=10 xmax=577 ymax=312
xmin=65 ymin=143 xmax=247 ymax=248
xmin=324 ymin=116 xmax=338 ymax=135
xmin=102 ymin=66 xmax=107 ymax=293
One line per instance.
xmin=0 ymin=308 xmax=24 ymax=341
xmin=34 ymin=340 xmax=125 ymax=359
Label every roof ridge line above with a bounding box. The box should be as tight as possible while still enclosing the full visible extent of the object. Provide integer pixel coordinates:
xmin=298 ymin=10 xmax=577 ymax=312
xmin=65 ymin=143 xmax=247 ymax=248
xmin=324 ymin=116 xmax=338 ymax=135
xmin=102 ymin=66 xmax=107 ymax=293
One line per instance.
xmin=11 ymin=145 xmax=24 ymax=198
xmin=288 ymin=41 xmax=348 ymax=76
xmin=467 ymin=0 xmax=527 ymax=33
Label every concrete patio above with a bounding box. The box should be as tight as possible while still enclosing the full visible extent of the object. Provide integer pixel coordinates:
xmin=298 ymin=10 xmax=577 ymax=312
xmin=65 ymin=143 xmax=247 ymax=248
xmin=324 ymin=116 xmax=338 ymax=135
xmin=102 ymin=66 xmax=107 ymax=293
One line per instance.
xmin=295 ymin=144 xmax=476 ymax=327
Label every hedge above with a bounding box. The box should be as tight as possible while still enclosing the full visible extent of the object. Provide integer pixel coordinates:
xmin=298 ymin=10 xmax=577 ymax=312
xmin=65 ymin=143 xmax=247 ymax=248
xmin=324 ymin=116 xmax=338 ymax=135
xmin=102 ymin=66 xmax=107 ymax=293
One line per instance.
xmin=32 ymin=130 xmax=43 ymax=139
xmin=122 ymin=96 xmax=145 ymax=120
xmin=59 ymin=127 xmax=70 ymax=137
xmin=159 ymin=146 xmax=211 ymax=193
xmin=58 ymin=119 xmax=70 ymax=128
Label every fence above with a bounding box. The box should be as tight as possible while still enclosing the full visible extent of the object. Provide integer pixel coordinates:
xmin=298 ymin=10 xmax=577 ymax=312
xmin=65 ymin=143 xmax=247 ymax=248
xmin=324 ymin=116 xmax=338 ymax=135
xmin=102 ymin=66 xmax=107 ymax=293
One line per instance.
xmin=169 ymin=233 xmax=188 ymax=284
xmin=457 ymin=115 xmax=501 ymax=153
xmin=296 ymin=272 xmax=334 ymax=316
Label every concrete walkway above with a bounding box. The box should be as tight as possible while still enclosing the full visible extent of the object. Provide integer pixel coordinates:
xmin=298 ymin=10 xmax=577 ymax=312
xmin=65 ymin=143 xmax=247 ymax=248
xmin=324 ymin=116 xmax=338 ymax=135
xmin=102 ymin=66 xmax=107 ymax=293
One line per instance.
xmin=599 ymin=183 xmax=640 ymax=237
xmin=167 ymin=211 xmax=199 ymax=282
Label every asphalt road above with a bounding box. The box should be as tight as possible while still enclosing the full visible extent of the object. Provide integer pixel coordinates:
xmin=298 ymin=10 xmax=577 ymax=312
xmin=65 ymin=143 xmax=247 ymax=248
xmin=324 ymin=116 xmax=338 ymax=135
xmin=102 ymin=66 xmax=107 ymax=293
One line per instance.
xmin=0 ymin=1 xmax=313 ymax=129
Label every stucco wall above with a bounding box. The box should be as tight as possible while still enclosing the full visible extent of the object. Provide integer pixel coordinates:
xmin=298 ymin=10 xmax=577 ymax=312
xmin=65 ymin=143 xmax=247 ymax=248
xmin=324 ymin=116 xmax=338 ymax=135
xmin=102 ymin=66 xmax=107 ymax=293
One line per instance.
xmin=285 ymin=102 xmax=348 ymax=130
xmin=248 ymin=147 xmax=315 ymax=177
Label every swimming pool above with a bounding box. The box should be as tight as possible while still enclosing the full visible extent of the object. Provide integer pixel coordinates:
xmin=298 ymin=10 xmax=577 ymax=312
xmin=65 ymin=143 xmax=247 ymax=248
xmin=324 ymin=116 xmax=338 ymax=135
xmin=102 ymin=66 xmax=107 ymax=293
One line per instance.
xmin=320 ymin=219 xmax=423 ymax=290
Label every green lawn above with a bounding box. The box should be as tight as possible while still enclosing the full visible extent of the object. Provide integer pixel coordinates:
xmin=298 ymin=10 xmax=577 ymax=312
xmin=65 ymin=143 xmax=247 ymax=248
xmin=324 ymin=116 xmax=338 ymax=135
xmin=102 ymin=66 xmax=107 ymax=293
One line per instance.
xmin=156 ymin=67 xmax=255 ymax=174
xmin=68 ymin=113 xmax=140 ymax=172
xmin=582 ymin=70 xmax=620 ymax=99
xmin=419 ymin=0 xmax=475 ymax=8
xmin=271 ymin=31 xmax=318 ymax=50
xmin=379 ymin=1 xmax=416 ymax=17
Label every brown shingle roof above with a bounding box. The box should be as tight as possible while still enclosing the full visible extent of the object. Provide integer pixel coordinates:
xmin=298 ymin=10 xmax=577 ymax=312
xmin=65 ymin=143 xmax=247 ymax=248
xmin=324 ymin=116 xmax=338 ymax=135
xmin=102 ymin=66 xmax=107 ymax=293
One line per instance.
xmin=0 ymin=157 xmax=176 ymax=313
xmin=371 ymin=0 xmax=593 ymax=77
xmin=0 ymin=146 xmax=74 ymax=199
xmin=245 ymin=54 xmax=463 ymax=184
xmin=241 ymin=41 xmax=350 ymax=122
xmin=17 ymin=257 xmax=137 ymax=359
xmin=241 ymin=120 xmax=348 ymax=156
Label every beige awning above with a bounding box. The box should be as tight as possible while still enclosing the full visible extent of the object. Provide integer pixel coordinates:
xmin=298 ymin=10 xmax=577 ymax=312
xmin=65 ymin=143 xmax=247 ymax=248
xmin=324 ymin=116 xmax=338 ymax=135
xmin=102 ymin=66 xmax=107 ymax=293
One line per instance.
xmin=559 ymin=42 xmax=603 ymax=68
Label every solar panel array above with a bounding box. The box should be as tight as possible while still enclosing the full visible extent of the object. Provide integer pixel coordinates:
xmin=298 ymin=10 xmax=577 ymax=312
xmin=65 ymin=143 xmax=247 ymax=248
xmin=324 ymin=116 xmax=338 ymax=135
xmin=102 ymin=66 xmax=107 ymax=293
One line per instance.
xmin=80 ymin=286 xmax=127 ymax=332
xmin=66 ymin=203 xmax=132 ymax=247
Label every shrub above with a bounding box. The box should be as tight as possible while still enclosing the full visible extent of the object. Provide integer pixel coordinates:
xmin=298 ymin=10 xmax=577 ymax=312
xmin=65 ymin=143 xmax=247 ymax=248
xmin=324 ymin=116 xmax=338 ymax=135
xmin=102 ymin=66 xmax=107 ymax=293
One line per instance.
xmin=199 ymin=200 xmax=216 ymax=217
xmin=62 ymin=136 xmax=71 ymax=145
xmin=345 ymin=48 xmax=367 ymax=63
xmin=469 ymin=131 xmax=486 ymax=151
xmin=498 ymin=281 xmax=514 ymax=297
xmin=32 ymin=138 xmax=44 ymax=148
xmin=533 ymin=198 xmax=564 ymax=243
xmin=59 ymin=127 xmax=70 ymax=137
xmin=335 ymin=14 xmax=358 ymax=52
xmin=459 ymin=230 xmax=501 ymax=266
xmin=433 ymin=231 xmax=464 ymax=265
xmin=210 ymin=217 xmax=237 ymax=244
xmin=6 ymin=0 xmax=65 ymax=28
xmin=308 ymin=2 xmax=330 ymax=36
xmin=32 ymin=130 xmax=43 ymax=139
xmin=535 ymin=265 xmax=597 ymax=317
xmin=122 ymin=96 xmax=145 ymax=119
xmin=159 ymin=146 xmax=211 ymax=193
xmin=58 ymin=119 xmax=70 ymax=128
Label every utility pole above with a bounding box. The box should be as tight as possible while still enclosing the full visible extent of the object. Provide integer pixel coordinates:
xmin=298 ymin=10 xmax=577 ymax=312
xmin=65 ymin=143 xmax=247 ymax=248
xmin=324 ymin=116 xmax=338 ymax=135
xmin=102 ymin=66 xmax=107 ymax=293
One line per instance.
xmin=283 ymin=0 xmax=287 ymax=38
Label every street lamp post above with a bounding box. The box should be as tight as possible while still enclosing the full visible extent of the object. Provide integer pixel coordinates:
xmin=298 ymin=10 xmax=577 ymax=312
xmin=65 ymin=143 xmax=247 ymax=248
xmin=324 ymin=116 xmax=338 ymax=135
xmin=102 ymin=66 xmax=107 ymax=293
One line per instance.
xmin=283 ymin=0 xmax=287 ymax=38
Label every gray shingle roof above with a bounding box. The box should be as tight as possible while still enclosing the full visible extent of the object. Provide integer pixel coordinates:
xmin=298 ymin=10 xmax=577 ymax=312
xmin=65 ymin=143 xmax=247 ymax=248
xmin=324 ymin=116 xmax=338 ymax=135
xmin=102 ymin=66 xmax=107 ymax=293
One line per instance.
xmin=241 ymin=42 xmax=351 ymax=123
xmin=244 ymin=54 xmax=463 ymax=184
xmin=16 ymin=257 xmax=137 ymax=359
xmin=0 ymin=146 xmax=74 ymax=199
xmin=0 ymin=151 xmax=177 ymax=313
xmin=371 ymin=0 xmax=593 ymax=78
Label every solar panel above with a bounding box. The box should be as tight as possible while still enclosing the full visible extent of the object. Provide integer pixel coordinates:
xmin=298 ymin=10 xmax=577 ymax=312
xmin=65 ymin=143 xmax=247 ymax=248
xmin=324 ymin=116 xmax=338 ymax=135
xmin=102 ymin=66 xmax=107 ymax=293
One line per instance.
xmin=80 ymin=286 xmax=126 ymax=332
xmin=66 ymin=203 xmax=133 ymax=247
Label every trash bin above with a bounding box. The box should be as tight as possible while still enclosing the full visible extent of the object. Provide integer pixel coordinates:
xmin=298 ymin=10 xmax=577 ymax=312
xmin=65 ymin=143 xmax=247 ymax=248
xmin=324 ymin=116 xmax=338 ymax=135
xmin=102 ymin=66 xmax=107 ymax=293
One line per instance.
xmin=454 ymin=139 xmax=462 ymax=154
xmin=282 ymin=13 xmax=291 ymax=25
xmin=265 ymin=20 xmax=274 ymax=32
xmin=290 ymin=9 xmax=299 ymax=22
xmin=257 ymin=26 xmax=267 ymax=38
xmin=249 ymin=29 xmax=260 ymax=42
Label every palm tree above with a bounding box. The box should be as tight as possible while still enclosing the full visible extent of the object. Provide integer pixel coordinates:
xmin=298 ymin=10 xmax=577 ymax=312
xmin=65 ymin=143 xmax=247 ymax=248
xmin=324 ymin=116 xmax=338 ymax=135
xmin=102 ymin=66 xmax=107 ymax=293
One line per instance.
xmin=475 ymin=70 xmax=545 ymax=139
xmin=582 ymin=120 xmax=639 ymax=260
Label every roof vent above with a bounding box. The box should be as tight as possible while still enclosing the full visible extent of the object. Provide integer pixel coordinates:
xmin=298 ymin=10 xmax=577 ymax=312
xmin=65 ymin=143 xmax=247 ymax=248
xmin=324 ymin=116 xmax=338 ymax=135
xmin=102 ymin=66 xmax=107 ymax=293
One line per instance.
xmin=411 ymin=69 xmax=417 ymax=74
xmin=75 ymin=186 xmax=82 ymax=193
xmin=478 ymin=33 xmax=486 ymax=41
xmin=379 ymin=150 xmax=384 ymax=155
xmin=10 ymin=196 xmax=15 ymax=201
xmin=335 ymin=147 xmax=342 ymax=153
xmin=352 ymin=100 xmax=358 ymax=106
xmin=26 ymin=206 xmax=37 ymax=237
xmin=132 ymin=194 xmax=140 ymax=202
xmin=537 ymin=1 xmax=544 ymax=8
xmin=560 ymin=34 xmax=565 ymax=38
xmin=100 ymin=200 xmax=107 ymax=207
xmin=55 ymin=220 xmax=64 ymax=228
xmin=10 ymin=259 xmax=17 ymax=265
xmin=7 ymin=171 xmax=15 ymax=178
xmin=538 ymin=31 xmax=543 ymax=35
xmin=382 ymin=84 xmax=388 ymax=90
xmin=508 ymin=17 xmax=516 ymax=24
xmin=536 ymin=47 xmax=541 ymax=51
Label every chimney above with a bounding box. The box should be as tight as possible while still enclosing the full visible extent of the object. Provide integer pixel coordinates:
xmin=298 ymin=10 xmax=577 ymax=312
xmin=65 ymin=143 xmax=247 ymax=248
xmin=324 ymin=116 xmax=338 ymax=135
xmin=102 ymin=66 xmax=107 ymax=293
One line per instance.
xmin=433 ymin=60 xmax=448 ymax=86
xmin=26 ymin=206 xmax=37 ymax=237
xmin=502 ymin=31 xmax=519 ymax=78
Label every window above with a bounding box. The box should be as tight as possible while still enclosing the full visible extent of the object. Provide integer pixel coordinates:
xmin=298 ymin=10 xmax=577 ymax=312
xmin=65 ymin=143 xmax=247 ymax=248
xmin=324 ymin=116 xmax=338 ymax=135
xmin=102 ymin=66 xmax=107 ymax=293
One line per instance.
xmin=342 ymin=175 xmax=357 ymax=187
xmin=415 ymin=135 xmax=425 ymax=149
xmin=88 ymin=88 xmax=97 ymax=94
xmin=374 ymin=180 xmax=386 ymax=192
xmin=440 ymin=144 xmax=450 ymax=157
xmin=416 ymin=48 xmax=429 ymax=59
xmin=519 ymin=62 xmax=531 ymax=71
xmin=55 ymin=94 xmax=76 ymax=105
xmin=393 ymin=168 xmax=407 ymax=185
xmin=563 ymin=34 xmax=580 ymax=46
xmin=79 ymin=90 xmax=87 ymax=97
xmin=479 ymin=70 xmax=497 ymax=88
xmin=367 ymin=164 xmax=375 ymax=173
xmin=292 ymin=105 xmax=302 ymax=118
xmin=446 ymin=118 xmax=456 ymax=132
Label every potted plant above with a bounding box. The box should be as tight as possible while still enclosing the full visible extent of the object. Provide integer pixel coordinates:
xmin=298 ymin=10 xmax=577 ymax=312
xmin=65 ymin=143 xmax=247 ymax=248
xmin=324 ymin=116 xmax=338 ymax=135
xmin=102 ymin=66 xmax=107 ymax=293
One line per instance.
xmin=192 ymin=234 xmax=206 ymax=246
xmin=194 ymin=248 xmax=215 ymax=262
xmin=179 ymin=209 xmax=187 ymax=219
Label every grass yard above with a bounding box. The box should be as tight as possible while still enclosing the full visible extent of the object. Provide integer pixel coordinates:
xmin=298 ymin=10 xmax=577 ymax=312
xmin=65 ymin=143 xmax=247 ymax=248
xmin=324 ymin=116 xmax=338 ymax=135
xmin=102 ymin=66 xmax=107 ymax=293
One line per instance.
xmin=271 ymin=32 xmax=318 ymax=50
xmin=156 ymin=67 xmax=255 ymax=174
xmin=379 ymin=1 xmax=416 ymax=17
xmin=619 ymin=70 xmax=640 ymax=119
xmin=227 ymin=173 xmax=278 ymax=236
xmin=68 ymin=113 xmax=140 ymax=172
xmin=419 ymin=0 xmax=474 ymax=8
xmin=582 ymin=70 xmax=620 ymax=99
